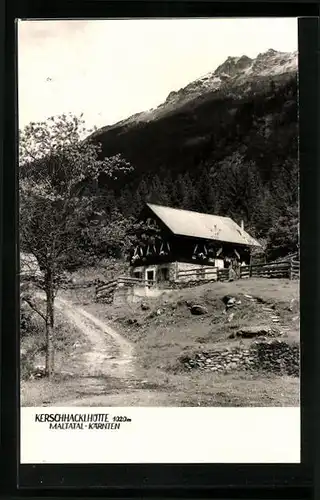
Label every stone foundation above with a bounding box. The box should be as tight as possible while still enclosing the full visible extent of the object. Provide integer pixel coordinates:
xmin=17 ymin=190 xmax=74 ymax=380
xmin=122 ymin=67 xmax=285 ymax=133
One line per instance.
xmin=113 ymin=284 xmax=171 ymax=305
xmin=180 ymin=340 xmax=299 ymax=377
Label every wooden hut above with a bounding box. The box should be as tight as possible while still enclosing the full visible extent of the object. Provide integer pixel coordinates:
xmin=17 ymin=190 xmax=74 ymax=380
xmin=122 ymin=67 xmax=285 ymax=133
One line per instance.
xmin=129 ymin=203 xmax=261 ymax=284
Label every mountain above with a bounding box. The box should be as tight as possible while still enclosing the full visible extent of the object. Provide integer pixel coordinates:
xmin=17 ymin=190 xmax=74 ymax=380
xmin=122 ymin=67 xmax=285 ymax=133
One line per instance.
xmin=88 ymin=49 xmax=297 ymax=183
xmin=87 ymin=49 xmax=298 ymax=260
xmin=92 ymin=49 xmax=297 ymax=131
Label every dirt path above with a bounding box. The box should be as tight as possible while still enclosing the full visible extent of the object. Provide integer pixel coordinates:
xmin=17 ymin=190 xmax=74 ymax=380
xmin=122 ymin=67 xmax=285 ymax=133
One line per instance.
xmin=37 ymin=296 xmax=168 ymax=407
xmin=55 ymin=297 xmax=135 ymax=380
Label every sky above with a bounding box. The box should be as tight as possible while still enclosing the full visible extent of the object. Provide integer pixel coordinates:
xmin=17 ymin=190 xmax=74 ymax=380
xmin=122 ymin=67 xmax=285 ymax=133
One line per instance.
xmin=18 ymin=18 xmax=298 ymax=131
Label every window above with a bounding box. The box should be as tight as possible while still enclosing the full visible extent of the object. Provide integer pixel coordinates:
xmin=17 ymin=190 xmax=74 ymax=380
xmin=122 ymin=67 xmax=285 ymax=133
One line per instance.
xmin=134 ymin=271 xmax=143 ymax=280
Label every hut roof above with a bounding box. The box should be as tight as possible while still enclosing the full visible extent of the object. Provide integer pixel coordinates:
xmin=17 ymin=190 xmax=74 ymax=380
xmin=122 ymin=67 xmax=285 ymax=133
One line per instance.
xmin=146 ymin=203 xmax=261 ymax=247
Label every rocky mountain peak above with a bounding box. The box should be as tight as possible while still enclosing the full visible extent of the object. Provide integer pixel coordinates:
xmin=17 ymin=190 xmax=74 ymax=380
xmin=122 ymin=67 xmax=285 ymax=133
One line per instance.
xmin=250 ymin=49 xmax=297 ymax=76
xmin=93 ymin=48 xmax=297 ymax=133
xmin=214 ymin=54 xmax=253 ymax=79
xmin=162 ymin=49 xmax=297 ymax=110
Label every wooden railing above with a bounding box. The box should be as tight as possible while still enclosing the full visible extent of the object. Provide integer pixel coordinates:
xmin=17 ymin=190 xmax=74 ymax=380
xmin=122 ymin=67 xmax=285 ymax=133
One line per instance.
xmin=217 ymin=268 xmax=230 ymax=282
xmin=118 ymin=276 xmax=157 ymax=287
xmin=95 ymin=276 xmax=157 ymax=302
xmin=290 ymin=259 xmax=300 ymax=280
xmin=96 ymin=258 xmax=300 ymax=302
xmin=177 ymin=267 xmax=234 ymax=283
xmin=240 ymin=259 xmax=299 ymax=280
xmin=95 ymin=279 xmax=118 ymax=298
xmin=177 ymin=267 xmax=218 ymax=280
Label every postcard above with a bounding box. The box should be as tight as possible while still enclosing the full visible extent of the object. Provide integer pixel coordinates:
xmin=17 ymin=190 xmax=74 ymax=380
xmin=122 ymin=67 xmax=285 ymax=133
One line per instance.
xmin=18 ymin=17 xmax=300 ymax=464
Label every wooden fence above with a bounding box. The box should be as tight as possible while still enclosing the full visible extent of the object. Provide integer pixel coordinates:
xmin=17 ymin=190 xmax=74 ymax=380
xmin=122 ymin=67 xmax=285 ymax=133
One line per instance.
xmin=96 ymin=259 xmax=300 ymax=302
xmin=177 ymin=267 xmax=218 ymax=280
xmin=240 ymin=259 xmax=299 ymax=280
xmin=95 ymin=279 xmax=118 ymax=303
xmin=95 ymin=276 xmax=157 ymax=303
xmin=290 ymin=259 xmax=300 ymax=280
xmin=217 ymin=268 xmax=230 ymax=282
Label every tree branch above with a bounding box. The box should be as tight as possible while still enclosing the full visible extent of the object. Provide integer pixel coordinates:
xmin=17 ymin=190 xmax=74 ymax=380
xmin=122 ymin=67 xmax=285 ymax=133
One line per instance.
xmin=22 ymin=296 xmax=47 ymax=322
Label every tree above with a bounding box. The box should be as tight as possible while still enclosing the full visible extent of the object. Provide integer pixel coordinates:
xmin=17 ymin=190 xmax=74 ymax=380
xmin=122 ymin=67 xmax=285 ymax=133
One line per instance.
xmin=19 ymin=113 xmax=133 ymax=378
xmin=270 ymin=158 xmax=299 ymax=211
xmin=175 ymin=172 xmax=197 ymax=209
xmin=134 ymin=178 xmax=151 ymax=213
xmin=84 ymin=208 xmax=137 ymax=261
xmin=251 ymin=187 xmax=280 ymax=238
xmin=194 ymin=167 xmax=217 ymax=213
xmin=212 ymin=153 xmax=255 ymax=221
xmin=149 ymin=174 xmax=170 ymax=206
xmin=265 ymin=205 xmax=299 ymax=261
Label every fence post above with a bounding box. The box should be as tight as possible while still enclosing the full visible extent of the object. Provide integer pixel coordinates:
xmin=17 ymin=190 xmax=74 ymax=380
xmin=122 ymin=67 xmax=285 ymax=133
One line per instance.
xmin=249 ymin=265 xmax=252 ymax=278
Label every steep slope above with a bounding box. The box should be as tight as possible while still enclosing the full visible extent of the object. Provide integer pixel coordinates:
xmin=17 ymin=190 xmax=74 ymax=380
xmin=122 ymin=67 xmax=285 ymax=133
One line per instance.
xmin=92 ymin=49 xmax=297 ymax=131
xmin=83 ymin=49 xmax=298 ymax=260
xmin=89 ymin=49 xmax=297 ymax=183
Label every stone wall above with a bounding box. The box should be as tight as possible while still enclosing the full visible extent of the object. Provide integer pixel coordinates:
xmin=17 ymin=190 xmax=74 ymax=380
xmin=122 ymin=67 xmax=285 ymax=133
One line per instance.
xmin=113 ymin=284 xmax=170 ymax=305
xmin=131 ymin=263 xmax=177 ymax=282
xmin=180 ymin=340 xmax=299 ymax=377
xmin=130 ymin=261 xmax=218 ymax=284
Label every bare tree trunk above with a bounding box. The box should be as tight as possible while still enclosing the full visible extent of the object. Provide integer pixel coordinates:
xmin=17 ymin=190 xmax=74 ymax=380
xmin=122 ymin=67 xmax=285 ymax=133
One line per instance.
xmin=45 ymin=273 xmax=55 ymax=378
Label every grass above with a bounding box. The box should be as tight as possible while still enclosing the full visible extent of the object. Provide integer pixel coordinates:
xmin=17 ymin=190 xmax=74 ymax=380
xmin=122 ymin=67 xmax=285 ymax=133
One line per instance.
xmin=84 ymin=278 xmax=299 ymax=360
xmin=21 ymin=277 xmax=300 ymax=407
xmin=21 ymin=366 xmax=298 ymax=407
xmin=20 ymin=297 xmax=89 ymax=380
xmin=76 ymin=277 xmax=300 ymax=407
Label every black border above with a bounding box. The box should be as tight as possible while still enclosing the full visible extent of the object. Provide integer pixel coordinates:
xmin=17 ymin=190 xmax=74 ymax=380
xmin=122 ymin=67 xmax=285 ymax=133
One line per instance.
xmin=1 ymin=2 xmax=319 ymax=498
xmin=7 ymin=1 xmax=320 ymax=19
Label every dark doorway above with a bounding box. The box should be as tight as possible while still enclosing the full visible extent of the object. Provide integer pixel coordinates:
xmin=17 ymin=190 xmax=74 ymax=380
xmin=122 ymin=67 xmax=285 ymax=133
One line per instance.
xmin=147 ymin=270 xmax=155 ymax=284
xmin=159 ymin=267 xmax=169 ymax=282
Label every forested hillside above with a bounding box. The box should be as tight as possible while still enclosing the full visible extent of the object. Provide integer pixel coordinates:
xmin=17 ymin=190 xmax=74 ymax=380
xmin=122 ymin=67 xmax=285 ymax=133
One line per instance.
xmin=88 ymin=73 xmax=298 ymax=261
xmin=20 ymin=50 xmax=299 ymax=271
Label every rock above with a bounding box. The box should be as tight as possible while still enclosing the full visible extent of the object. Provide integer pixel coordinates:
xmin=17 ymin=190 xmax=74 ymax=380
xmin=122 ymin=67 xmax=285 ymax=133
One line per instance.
xmin=222 ymin=295 xmax=236 ymax=305
xmin=226 ymin=303 xmax=236 ymax=310
xmin=33 ymin=364 xmax=46 ymax=378
xmin=228 ymin=362 xmax=238 ymax=369
xmin=34 ymin=363 xmax=45 ymax=371
xmin=126 ymin=318 xmax=136 ymax=325
xmin=227 ymin=312 xmax=235 ymax=323
xmin=289 ymin=299 xmax=296 ymax=312
xmin=141 ymin=302 xmax=150 ymax=311
xmin=232 ymin=326 xmax=272 ymax=339
xmin=191 ymin=304 xmax=208 ymax=315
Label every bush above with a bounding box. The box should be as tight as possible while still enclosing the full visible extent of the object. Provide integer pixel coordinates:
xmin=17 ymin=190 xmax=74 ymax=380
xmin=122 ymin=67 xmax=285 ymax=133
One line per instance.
xmin=21 ymin=348 xmax=38 ymax=380
xmin=20 ymin=298 xmax=86 ymax=380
